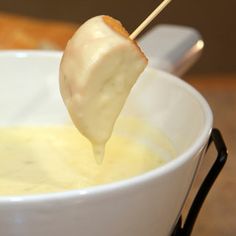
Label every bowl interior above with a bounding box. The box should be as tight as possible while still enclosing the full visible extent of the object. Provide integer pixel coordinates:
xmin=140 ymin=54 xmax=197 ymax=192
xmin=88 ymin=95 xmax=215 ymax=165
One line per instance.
xmin=0 ymin=51 xmax=212 ymax=157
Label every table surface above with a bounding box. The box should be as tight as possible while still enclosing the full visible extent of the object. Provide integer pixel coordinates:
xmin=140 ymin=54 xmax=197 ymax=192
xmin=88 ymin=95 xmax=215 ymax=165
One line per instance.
xmin=1 ymin=12 xmax=235 ymax=236
xmin=185 ymin=75 xmax=236 ymax=236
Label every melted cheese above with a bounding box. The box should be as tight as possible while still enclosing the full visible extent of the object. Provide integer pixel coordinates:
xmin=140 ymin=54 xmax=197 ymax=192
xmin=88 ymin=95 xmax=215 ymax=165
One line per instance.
xmin=0 ymin=118 xmax=175 ymax=196
xmin=59 ymin=16 xmax=147 ymax=162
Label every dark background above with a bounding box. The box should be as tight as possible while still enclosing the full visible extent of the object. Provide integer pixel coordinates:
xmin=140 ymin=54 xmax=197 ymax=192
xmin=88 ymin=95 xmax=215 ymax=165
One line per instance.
xmin=0 ymin=0 xmax=235 ymax=74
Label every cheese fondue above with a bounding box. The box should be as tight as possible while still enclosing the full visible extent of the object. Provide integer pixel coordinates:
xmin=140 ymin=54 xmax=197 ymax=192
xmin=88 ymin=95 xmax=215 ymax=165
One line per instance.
xmin=0 ymin=118 xmax=175 ymax=196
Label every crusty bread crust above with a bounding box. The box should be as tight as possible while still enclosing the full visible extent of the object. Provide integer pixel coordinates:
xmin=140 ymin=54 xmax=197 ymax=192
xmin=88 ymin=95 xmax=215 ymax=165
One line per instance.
xmin=102 ymin=15 xmax=148 ymax=63
xmin=103 ymin=15 xmax=130 ymax=38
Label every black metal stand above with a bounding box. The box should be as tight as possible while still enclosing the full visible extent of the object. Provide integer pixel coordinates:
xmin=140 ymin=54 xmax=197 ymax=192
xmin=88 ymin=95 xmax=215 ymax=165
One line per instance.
xmin=171 ymin=128 xmax=228 ymax=236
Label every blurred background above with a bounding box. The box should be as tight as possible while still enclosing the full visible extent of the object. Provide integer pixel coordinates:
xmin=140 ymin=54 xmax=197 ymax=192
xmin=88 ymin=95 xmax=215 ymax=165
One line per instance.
xmin=0 ymin=0 xmax=235 ymax=75
xmin=0 ymin=1 xmax=235 ymax=236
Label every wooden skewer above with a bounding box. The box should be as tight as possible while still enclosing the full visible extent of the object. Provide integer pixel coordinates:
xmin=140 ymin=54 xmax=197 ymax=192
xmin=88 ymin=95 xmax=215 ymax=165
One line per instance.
xmin=130 ymin=0 xmax=172 ymax=40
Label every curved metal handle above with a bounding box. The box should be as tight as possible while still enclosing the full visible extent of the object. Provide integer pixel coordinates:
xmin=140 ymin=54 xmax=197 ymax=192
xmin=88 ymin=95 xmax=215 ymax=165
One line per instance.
xmin=138 ymin=24 xmax=204 ymax=76
xmin=172 ymin=128 xmax=228 ymax=236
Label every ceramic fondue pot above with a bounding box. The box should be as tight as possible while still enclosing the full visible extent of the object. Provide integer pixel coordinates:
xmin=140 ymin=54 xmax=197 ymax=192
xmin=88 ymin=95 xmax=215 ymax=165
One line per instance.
xmin=0 ymin=50 xmax=227 ymax=236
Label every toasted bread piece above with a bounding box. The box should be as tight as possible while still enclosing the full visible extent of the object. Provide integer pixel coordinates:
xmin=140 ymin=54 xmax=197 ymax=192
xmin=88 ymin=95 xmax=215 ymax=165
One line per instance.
xmin=60 ymin=15 xmax=148 ymax=162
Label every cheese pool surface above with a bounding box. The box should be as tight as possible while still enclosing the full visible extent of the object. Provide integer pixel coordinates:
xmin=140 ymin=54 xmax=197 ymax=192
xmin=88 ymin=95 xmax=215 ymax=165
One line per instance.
xmin=0 ymin=119 xmax=174 ymax=196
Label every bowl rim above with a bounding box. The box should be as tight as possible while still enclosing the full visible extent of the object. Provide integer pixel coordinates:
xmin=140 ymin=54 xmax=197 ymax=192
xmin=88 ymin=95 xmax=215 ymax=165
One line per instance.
xmin=0 ymin=50 xmax=213 ymax=203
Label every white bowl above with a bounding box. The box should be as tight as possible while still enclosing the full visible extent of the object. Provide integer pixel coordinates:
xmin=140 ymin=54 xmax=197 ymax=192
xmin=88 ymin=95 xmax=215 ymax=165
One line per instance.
xmin=0 ymin=51 xmax=213 ymax=236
